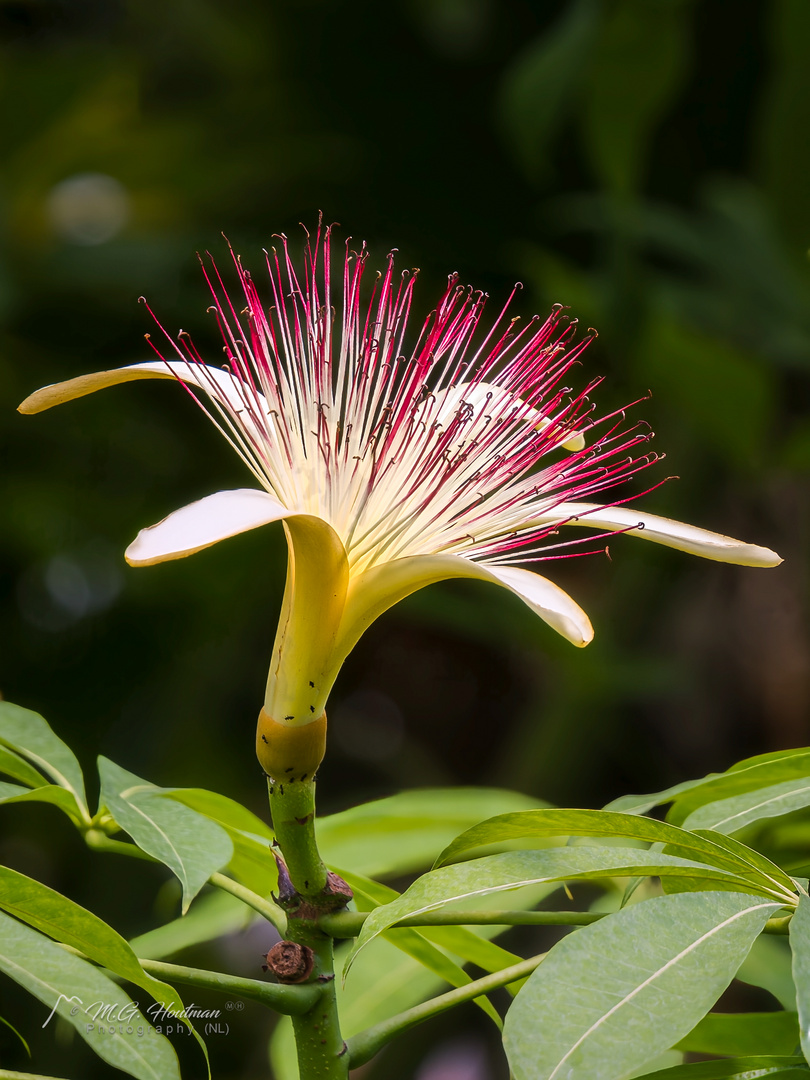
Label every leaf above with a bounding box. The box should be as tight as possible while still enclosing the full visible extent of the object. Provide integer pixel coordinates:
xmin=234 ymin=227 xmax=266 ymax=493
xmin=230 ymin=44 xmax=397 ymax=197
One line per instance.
xmin=163 ymin=787 xmax=277 ymax=896
xmin=502 ymin=892 xmax=780 ymax=1080
xmin=0 ymin=702 xmax=87 ymax=816
xmin=676 ymin=1011 xmax=800 ymax=1056
xmin=0 ymin=1009 xmax=31 ymax=1055
xmin=668 ymin=754 xmax=810 ymax=827
xmin=0 ymin=782 xmax=88 ymax=824
xmin=630 ymin=1058 xmax=809 ymax=1080
xmin=98 ymin=757 xmax=233 ymax=913
xmin=790 ymin=893 xmax=810 ymax=1065
xmin=0 ymin=743 xmax=48 ymax=788
xmin=129 ymin=890 xmax=252 ymax=961
xmin=683 ymin=779 xmax=810 ymax=835
xmin=0 ymin=910 xmax=180 ymax=1080
xmin=738 ymin=934 xmax=797 ymax=1011
xmin=580 ymin=0 xmax=693 ymax=194
xmin=0 ymin=865 xmax=211 ymax=1073
xmin=164 ymin=788 xmax=273 ymax=837
xmin=346 ymin=846 xmax=768 ymax=972
xmin=605 ymin=777 xmax=723 ymax=816
xmin=497 ymin=0 xmax=601 ymax=182
xmin=435 ymin=808 xmax=794 ymax=896
xmin=317 ymin=787 xmax=541 ymax=879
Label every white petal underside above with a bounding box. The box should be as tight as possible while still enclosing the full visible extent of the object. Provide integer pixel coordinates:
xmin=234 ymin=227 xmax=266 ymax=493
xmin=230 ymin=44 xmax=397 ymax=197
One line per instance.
xmin=125 ymin=488 xmax=288 ymax=566
xmin=336 ymin=552 xmax=594 ymax=658
xmin=536 ymin=502 xmax=782 ymax=568
xmin=479 ymin=563 xmax=594 ymax=646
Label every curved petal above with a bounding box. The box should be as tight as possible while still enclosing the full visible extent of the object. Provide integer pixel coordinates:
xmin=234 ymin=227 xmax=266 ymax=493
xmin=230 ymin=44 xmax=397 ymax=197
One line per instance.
xmin=435 ymin=380 xmax=585 ymax=452
xmin=125 ymin=488 xmax=289 ymax=566
xmin=264 ymin=515 xmax=349 ymax=726
xmin=532 ymin=501 xmax=782 ymax=568
xmin=18 ymin=360 xmax=260 ymax=417
xmin=331 ymin=553 xmax=593 ymax=678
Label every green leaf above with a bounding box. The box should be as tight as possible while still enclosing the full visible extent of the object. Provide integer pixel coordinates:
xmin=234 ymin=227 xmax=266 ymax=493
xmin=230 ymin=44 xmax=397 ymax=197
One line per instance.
xmin=129 ymin=890 xmax=252 ymax=961
xmin=630 ymin=1058 xmax=808 ymax=1080
xmin=317 ymin=787 xmax=541 ymax=879
xmin=0 ymin=743 xmax=47 ymax=788
xmin=346 ymin=847 xmax=768 ymax=972
xmin=0 ymin=702 xmax=87 ymax=816
xmin=163 ymin=787 xmax=277 ymax=897
xmin=98 ymin=757 xmax=233 ymax=913
xmin=604 ymin=777 xmax=722 ymax=816
xmin=497 ymin=0 xmax=601 ymax=181
xmin=738 ymin=934 xmax=797 ymax=1011
xmin=0 ymin=782 xmax=87 ymax=824
xmin=789 ymin=892 xmax=810 ymax=1065
xmin=676 ymin=1012 xmax=800 ymax=1056
xmin=669 ymin=754 xmax=810 ymax=827
xmin=164 ymin=788 xmax=272 ymax=837
xmin=0 ymin=910 xmax=180 ymax=1080
xmin=580 ymin=0 xmax=693 ymax=194
xmin=0 ymin=1011 xmax=31 ymax=1056
xmin=435 ymin=808 xmax=794 ymax=896
xmin=0 ymin=865 xmax=211 ymax=1073
xmin=502 ymin=892 xmax=780 ymax=1080
xmin=683 ymin=779 xmax=810 ymax=835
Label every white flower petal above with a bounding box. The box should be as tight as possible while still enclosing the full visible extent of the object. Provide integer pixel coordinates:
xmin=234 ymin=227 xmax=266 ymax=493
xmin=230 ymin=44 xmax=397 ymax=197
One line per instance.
xmin=334 ymin=552 xmax=593 ymax=667
xmin=125 ymin=488 xmax=289 ymax=566
xmin=480 ymin=563 xmax=594 ymax=647
xmin=18 ymin=360 xmax=258 ymax=416
xmin=435 ymin=380 xmax=585 ymax=452
xmin=535 ymin=502 xmax=782 ymax=568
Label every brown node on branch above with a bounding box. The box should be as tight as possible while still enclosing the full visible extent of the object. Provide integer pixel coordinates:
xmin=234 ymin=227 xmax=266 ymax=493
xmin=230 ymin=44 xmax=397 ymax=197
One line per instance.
xmin=272 ymin=854 xmax=353 ymax=918
xmin=264 ymin=940 xmax=315 ymax=983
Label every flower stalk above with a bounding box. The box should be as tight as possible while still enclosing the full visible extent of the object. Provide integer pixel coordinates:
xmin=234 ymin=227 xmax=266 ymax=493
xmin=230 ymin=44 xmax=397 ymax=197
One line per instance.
xmin=268 ymin=777 xmax=351 ymax=1078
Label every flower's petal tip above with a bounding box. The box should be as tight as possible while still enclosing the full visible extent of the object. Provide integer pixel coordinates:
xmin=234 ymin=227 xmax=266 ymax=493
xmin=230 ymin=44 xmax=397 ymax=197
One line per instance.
xmin=745 ymin=544 xmax=783 ymax=569
xmin=17 ymin=365 xmax=180 ymax=415
xmin=124 ymin=489 xmax=291 ymax=567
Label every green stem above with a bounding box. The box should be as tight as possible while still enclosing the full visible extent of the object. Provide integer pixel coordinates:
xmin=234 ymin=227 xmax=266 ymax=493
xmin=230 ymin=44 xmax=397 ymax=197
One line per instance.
xmin=85 ymin=828 xmax=287 ymax=933
xmin=347 ymin=952 xmax=547 ymax=1068
xmin=268 ymin=778 xmax=327 ymax=896
xmin=139 ymin=958 xmax=320 ymax=1016
xmin=208 ymin=871 xmax=286 ymax=934
xmin=268 ymin=777 xmax=348 ymax=1080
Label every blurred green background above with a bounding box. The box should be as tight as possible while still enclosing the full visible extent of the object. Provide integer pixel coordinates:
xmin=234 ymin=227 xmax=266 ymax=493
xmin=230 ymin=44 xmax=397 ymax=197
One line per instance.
xmin=0 ymin=0 xmax=808 ymax=1076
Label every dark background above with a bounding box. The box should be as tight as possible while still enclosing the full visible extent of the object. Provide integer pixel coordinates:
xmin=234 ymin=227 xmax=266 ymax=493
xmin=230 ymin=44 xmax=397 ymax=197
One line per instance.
xmin=0 ymin=0 xmax=808 ymax=1076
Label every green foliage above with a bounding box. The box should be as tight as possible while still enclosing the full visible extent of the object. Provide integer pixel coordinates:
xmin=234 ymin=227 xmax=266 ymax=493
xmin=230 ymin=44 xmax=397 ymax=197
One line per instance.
xmin=0 ymin=911 xmax=181 ymax=1080
xmin=98 ymin=757 xmax=233 ymax=912
xmin=790 ymin=894 xmax=810 ymax=1065
xmin=0 ymin=702 xmax=87 ymax=823
xmin=502 ymin=892 xmax=780 ymax=1080
xmin=675 ymin=1012 xmax=800 ymax=1057
xmin=316 ymin=787 xmax=541 ymax=878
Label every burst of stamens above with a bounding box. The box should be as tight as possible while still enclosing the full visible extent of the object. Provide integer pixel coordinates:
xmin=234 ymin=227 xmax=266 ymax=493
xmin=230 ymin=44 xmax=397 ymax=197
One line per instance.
xmin=143 ymin=225 xmax=659 ymax=574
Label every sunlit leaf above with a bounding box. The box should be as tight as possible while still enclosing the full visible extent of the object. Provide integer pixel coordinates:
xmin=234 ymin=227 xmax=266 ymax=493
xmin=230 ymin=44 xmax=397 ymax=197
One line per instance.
xmin=683 ymin=779 xmax=810 ymax=834
xmin=0 ymin=910 xmax=180 ymax=1080
xmin=0 ymin=702 xmax=87 ymax=815
xmin=347 ymin=846 xmax=768 ymax=971
xmin=789 ymin=893 xmax=810 ymax=1065
xmin=503 ymin=892 xmax=780 ymax=1080
xmin=98 ymin=757 xmax=233 ymax=912
xmin=317 ymin=787 xmax=540 ymax=878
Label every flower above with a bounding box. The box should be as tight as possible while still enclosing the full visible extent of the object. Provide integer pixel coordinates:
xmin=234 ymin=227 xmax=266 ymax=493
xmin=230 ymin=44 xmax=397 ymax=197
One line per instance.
xmin=19 ymin=224 xmax=781 ymax=777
